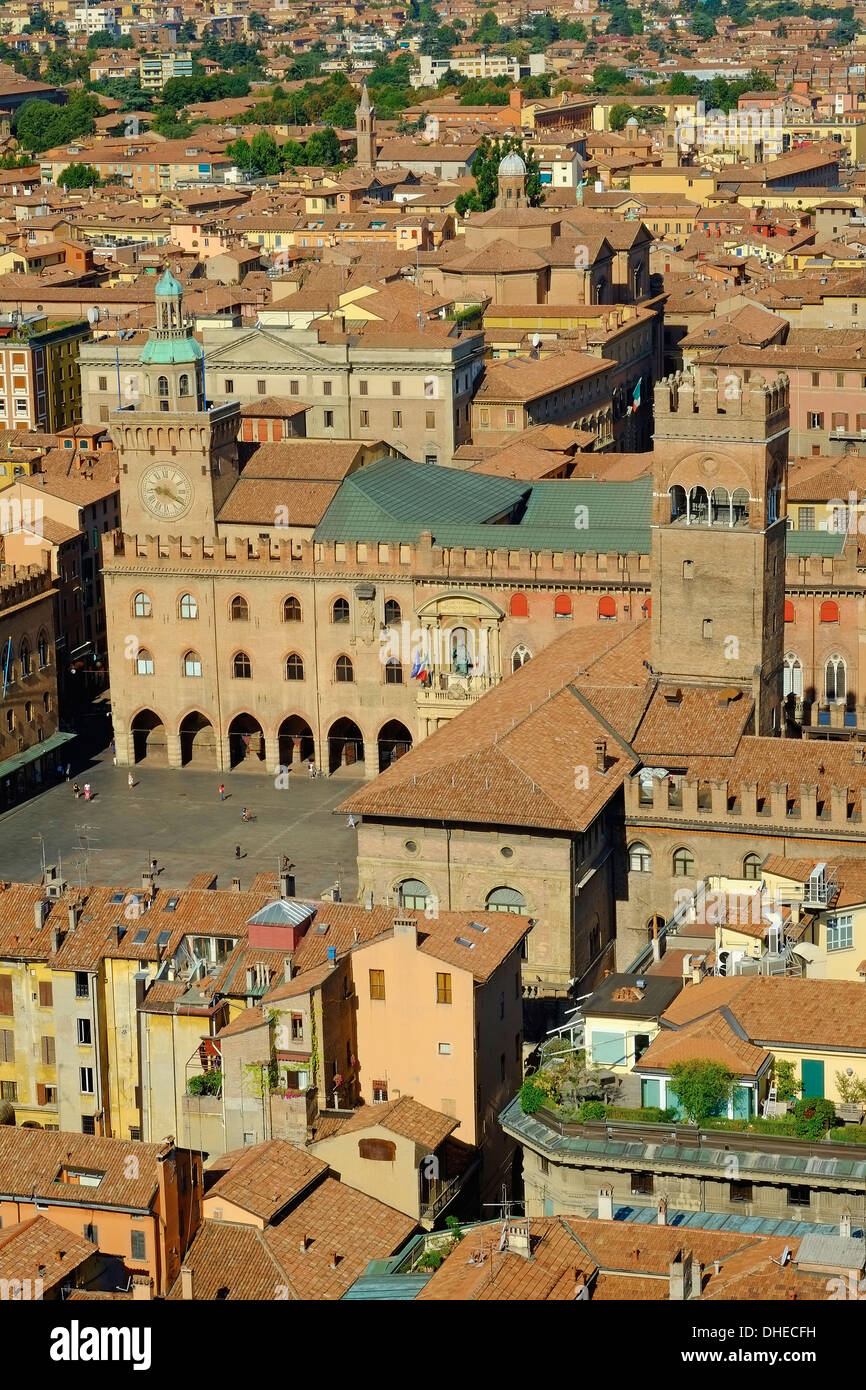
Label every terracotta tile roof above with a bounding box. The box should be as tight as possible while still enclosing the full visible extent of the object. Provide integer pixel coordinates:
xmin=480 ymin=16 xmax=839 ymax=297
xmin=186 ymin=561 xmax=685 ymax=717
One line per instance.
xmin=0 ymin=1214 xmax=96 ymax=1291
xmin=634 ymin=1010 xmax=771 ymax=1077
xmin=0 ymin=1128 xmax=167 ymax=1212
xmin=681 ymin=736 xmax=866 ymax=805
xmin=661 ymin=975 xmax=866 ymax=1051
xmin=341 ymin=624 xmax=648 ymax=833
xmin=205 ymin=1140 xmax=327 ymax=1222
xmin=217 ymin=478 xmax=339 ymax=528
xmin=632 ymin=686 xmax=754 ymax=759
xmin=310 ymin=1096 xmax=459 ymax=1151
xmin=241 ymin=439 xmax=370 ymax=481
xmin=19 ymin=451 xmax=119 ymax=506
xmin=166 ymin=1220 xmax=285 ymax=1301
xmin=262 ymin=1177 xmax=417 ymax=1299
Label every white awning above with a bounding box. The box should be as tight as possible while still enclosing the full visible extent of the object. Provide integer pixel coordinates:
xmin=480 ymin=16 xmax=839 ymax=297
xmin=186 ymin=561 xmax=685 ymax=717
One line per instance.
xmin=791 ymin=942 xmax=822 ymax=961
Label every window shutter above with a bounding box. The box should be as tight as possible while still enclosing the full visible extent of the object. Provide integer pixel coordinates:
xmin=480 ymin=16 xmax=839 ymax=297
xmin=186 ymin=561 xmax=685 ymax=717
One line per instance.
xmin=0 ymin=975 xmax=12 ymax=1016
xmin=37 ymin=1083 xmax=46 ymax=1106
xmin=0 ymin=1030 xmax=13 ymax=1063
xmin=41 ymin=1035 xmax=55 ymax=1065
xmin=38 ymin=981 xmax=53 ymax=1007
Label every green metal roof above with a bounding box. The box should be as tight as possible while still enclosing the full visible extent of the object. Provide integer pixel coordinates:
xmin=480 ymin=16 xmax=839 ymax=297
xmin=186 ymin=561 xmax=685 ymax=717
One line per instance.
xmin=315 ymin=460 xmax=851 ymax=560
xmin=314 ymin=458 xmax=653 ymax=551
xmin=0 ymin=730 xmax=75 ymax=782
xmin=784 ymin=527 xmax=846 ymax=557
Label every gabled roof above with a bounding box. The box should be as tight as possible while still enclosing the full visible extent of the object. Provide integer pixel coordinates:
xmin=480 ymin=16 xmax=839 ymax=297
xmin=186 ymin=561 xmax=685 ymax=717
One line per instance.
xmin=205 ymin=1140 xmax=327 ymax=1222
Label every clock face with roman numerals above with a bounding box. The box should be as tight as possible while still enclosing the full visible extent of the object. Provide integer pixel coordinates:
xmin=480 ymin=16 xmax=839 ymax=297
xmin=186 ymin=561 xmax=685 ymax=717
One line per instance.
xmin=139 ymin=464 xmax=193 ymax=521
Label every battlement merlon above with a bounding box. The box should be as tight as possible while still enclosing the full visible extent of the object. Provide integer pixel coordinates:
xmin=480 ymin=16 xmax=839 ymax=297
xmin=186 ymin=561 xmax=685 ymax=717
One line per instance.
xmin=101 ymin=530 xmax=659 ymax=587
xmin=0 ymin=564 xmax=54 ymax=610
xmin=625 ymin=768 xmax=866 ymax=833
xmin=653 ymin=368 xmax=790 ymax=439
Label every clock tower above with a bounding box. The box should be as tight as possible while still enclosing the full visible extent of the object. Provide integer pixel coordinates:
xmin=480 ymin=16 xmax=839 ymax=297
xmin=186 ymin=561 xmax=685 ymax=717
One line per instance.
xmin=113 ymin=269 xmax=240 ymax=535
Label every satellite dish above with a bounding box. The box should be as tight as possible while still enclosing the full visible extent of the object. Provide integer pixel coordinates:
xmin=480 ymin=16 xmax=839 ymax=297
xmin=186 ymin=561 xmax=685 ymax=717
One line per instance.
xmin=87 ymin=307 xmax=99 ymax=325
xmin=531 ymin=332 xmax=541 ymax=347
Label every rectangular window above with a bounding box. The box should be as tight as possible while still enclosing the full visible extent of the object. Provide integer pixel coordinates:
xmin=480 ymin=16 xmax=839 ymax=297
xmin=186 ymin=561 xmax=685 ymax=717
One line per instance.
xmin=77 ymin=1018 xmax=92 ymax=1045
xmin=323 ymin=380 xmax=332 ymax=396
xmin=438 ymin=1042 xmax=451 ymax=1055
xmin=369 ymin=969 xmax=385 ymax=1000
xmin=324 ymin=410 xmax=334 ymax=428
xmin=798 ymin=507 xmax=815 ymax=530
xmin=129 ymin=1126 xmax=141 ymax=1141
xmin=81 ymin=1116 xmax=95 ymax=1135
xmin=788 ymin=1185 xmax=811 ymax=1208
xmin=98 ymin=375 xmax=107 ymax=392
xmin=827 ymin=914 xmax=853 ymax=951
xmin=730 ymin=1180 xmax=753 ymax=1203
xmin=359 ymin=409 xmax=369 ymax=428
xmin=630 ymin=1170 xmax=654 ymax=1195
xmin=223 ymin=379 xmax=234 ymax=392
xmin=290 ymin=379 xmax=299 ymax=395
xmin=392 ymin=410 xmax=402 ymax=428
xmin=80 ymin=1067 xmax=94 ymax=1094
xmin=358 ymin=380 xmax=368 ymax=395
xmin=40 ymin=1035 xmax=55 ymax=1065
xmin=436 ymin=972 xmax=452 ymax=1004
xmin=811 ymin=371 xmax=820 ymax=387
xmin=425 ymin=410 xmax=435 ymax=429
xmin=373 ymin=1083 xmax=388 ymax=1102
xmin=392 ymin=380 xmax=401 ymax=396
xmin=0 ymin=1029 xmax=13 ymax=1062
xmin=130 ymin=1231 xmax=146 ymax=1261
xmin=83 ymin=1221 xmax=98 ymax=1242
xmin=808 ymin=412 xmax=823 ymax=430
xmin=75 ymin=972 xmax=89 ymax=999
xmin=0 ymin=975 xmax=12 ymax=1016
xmin=1 ymin=1080 xmax=17 ymax=1102
xmin=256 ymin=379 xmax=266 ymax=395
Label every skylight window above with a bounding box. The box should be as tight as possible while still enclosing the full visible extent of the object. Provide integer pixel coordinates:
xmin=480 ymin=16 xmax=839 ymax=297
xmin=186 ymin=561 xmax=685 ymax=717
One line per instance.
xmin=455 ymin=937 xmax=475 ymax=949
xmin=164 ymin=897 xmax=179 ymax=913
xmin=133 ymin=929 xmax=148 ymax=946
xmin=467 ymin=921 xmax=489 ymax=934
xmin=157 ymin=930 xmax=171 ymax=949
xmin=110 ymin=892 xmax=125 ymax=904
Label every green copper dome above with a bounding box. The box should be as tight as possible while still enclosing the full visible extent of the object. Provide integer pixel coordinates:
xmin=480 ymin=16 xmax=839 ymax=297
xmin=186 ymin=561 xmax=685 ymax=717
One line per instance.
xmin=155 ymin=268 xmax=183 ymax=296
xmin=140 ymin=335 xmax=204 ymax=365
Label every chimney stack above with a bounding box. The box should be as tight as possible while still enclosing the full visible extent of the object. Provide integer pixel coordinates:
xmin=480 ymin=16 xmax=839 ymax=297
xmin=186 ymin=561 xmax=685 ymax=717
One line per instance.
xmin=132 ymin=1276 xmax=153 ymax=1301
xmin=329 ymin=1251 xmax=339 ymax=1269
xmin=283 ymin=957 xmax=293 ymax=983
xmin=180 ymin=1265 xmax=194 ymax=1301
xmin=669 ymin=1249 xmax=694 ymax=1301
xmin=299 ymin=1234 xmax=308 ymax=1252
xmin=841 ymin=1210 xmax=853 ymax=1239
xmin=68 ymin=901 xmax=79 ymax=932
xmin=595 ymin=739 xmax=607 ymax=773
xmin=232 ymin=876 xmax=241 ymax=892
xmin=657 ymin=1196 xmax=668 ymax=1226
xmin=597 ymin=1185 xmax=614 ymax=1221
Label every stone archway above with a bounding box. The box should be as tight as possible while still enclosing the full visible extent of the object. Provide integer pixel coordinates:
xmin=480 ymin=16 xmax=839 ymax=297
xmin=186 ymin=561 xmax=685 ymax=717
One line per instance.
xmin=179 ymin=711 xmax=217 ymax=767
xmin=228 ymin=712 xmax=266 ymax=769
xmin=278 ymin=715 xmax=315 ymax=767
xmin=328 ymin=717 xmax=364 ymax=775
xmin=377 ymin=719 xmax=413 ymax=773
xmin=130 ymin=709 xmax=167 ymax=765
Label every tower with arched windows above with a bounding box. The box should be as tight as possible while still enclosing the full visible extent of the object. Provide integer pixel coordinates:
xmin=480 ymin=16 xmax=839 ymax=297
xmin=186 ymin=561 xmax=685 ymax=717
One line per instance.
xmin=112 ymin=268 xmax=240 ymax=534
xmin=355 ymin=82 xmax=376 ymax=169
xmin=649 ymin=365 xmax=789 ymax=735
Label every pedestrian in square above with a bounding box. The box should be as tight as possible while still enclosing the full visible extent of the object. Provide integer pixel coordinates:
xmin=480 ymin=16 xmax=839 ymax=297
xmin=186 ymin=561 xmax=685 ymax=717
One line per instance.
xmin=127 ymin=772 xmax=134 ymax=790
xmin=219 ymin=784 xmax=225 ymax=801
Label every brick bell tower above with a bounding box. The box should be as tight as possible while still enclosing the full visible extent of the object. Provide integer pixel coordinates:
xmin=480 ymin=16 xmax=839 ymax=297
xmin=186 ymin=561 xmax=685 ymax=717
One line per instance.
xmin=649 ymin=366 xmax=789 ymax=735
xmin=112 ymin=269 xmax=240 ymax=537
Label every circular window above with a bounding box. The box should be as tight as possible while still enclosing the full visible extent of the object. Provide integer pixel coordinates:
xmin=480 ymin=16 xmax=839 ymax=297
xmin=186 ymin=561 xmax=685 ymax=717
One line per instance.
xmin=403 ymin=839 xmax=418 ymax=853
xmin=500 ymin=846 xmax=514 ymax=859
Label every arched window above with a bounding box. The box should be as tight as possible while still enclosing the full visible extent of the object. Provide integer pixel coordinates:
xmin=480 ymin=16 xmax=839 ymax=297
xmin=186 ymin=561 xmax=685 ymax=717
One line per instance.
xmin=512 ymin=644 xmax=531 ymax=673
xmin=233 ymin=651 xmax=252 ymax=679
xmin=820 ymin=600 xmax=839 ymax=624
xmin=37 ymin=632 xmax=48 ymax=668
xmin=783 ymin=652 xmax=803 ymax=698
xmin=230 ymin=595 xmax=249 ymax=621
xmin=332 ymin=597 xmax=350 ymax=624
xmin=598 ymin=596 xmax=616 ymax=621
xmin=510 ymin=593 xmax=528 ymax=618
xmin=157 ymin=376 xmax=169 ymax=398
xmin=385 ymin=658 xmax=403 ymax=684
xmin=629 ymin=842 xmax=651 ymax=873
xmin=179 ymin=593 xmax=198 ymax=619
xmin=688 ymin=485 xmax=709 ymax=524
xmin=784 ymin=599 xmax=795 ymax=623
xmin=669 ymin=485 xmax=687 ymax=521
xmin=336 ymin=654 xmax=354 ymax=682
xmin=135 ymin=648 xmax=154 ymax=676
xmin=825 ymin=653 xmax=846 ymax=702
xmin=710 ymin=486 xmax=730 ymax=525
xmin=743 ymin=853 xmax=762 ymax=881
xmin=646 ymin=913 xmax=665 ymax=941
xmin=178 ymin=374 xmax=190 ymax=397
xmin=19 ymin=639 xmax=30 ymax=677
xmin=398 ymin=878 xmax=431 ymax=910
xmin=384 ymin=598 xmax=401 ymax=626
xmin=554 ymin=593 xmax=572 ymax=618
xmin=183 ymin=650 xmax=202 ymax=677
xmin=485 ymin=886 xmax=528 ymax=915
xmin=283 ymin=596 xmax=301 ymax=622
xmin=133 ymin=592 xmax=152 ymax=618
xmin=673 ymin=847 xmax=695 ymax=877
xmin=731 ymin=488 xmax=749 ymax=524
xmin=286 ymin=653 xmax=304 ymax=681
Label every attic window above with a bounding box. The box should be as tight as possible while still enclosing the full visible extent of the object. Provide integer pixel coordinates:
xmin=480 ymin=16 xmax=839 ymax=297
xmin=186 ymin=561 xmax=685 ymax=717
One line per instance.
xmin=455 ymin=936 xmax=475 ymax=948
xmin=663 ymin=688 xmax=683 ymax=704
xmin=133 ymin=929 xmax=148 ymax=946
xmin=110 ymin=892 xmax=125 ymax=904
xmin=467 ymin=921 xmax=489 ymax=934
xmin=157 ymin=930 xmax=171 ymax=949
xmin=315 ymin=923 xmax=330 ymax=935
xmin=164 ymin=897 xmax=179 ymax=913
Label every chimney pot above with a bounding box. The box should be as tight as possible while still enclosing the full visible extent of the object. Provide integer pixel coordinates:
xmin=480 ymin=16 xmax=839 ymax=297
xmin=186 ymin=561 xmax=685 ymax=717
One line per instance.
xmin=595 ymin=739 xmax=607 ymax=773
